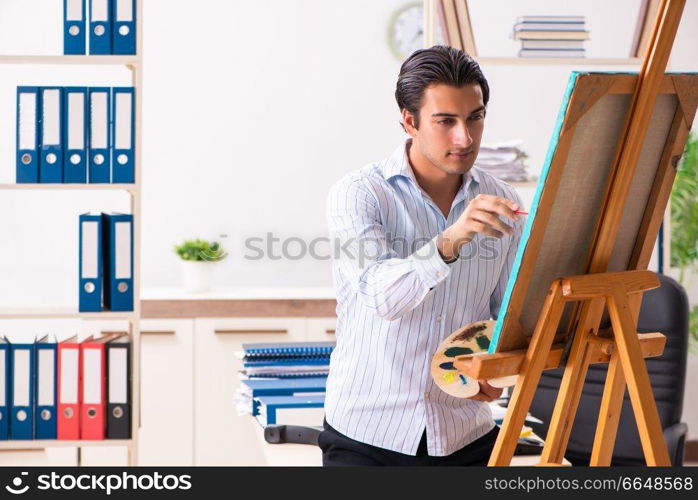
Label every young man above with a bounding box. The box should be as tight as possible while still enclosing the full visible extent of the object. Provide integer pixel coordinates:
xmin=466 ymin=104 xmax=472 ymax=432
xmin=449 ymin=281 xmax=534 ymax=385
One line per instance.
xmin=322 ymin=46 xmax=524 ymax=466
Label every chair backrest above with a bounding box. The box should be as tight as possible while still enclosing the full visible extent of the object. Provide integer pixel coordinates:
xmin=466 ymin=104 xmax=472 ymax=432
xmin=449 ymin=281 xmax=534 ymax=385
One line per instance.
xmin=529 ymin=272 xmax=689 ymax=465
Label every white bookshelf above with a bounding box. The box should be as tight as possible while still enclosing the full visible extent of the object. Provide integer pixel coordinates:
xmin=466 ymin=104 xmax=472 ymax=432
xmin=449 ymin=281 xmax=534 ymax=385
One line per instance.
xmin=0 ymin=183 xmax=137 ymax=193
xmin=0 ymin=1 xmax=143 ymax=465
xmin=0 ymin=55 xmax=138 ymax=66
xmin=0 ymin=439 xmax=133 ymax=451
xmin=0 ymin=309 xmax=137 ymax=320
xmin=422 ymin=0 xmax=649 ymax=68
xmin=472 ymin=57 xmax=641 ymax=66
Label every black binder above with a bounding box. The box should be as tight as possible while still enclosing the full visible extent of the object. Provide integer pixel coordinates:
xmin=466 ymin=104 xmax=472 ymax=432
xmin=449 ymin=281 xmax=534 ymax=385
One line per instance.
xmin=106 ymin=335 xmax=131 ymax=439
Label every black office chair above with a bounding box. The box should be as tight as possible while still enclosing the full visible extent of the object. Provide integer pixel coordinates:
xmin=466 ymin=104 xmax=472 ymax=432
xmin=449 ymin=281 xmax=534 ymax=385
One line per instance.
xmin=529 ymin=272 xmax=689 ymax=465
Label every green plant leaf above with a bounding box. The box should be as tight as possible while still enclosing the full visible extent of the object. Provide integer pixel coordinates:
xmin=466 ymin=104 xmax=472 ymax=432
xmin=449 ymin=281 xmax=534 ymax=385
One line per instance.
xmin=174 ymin=238 xmax=228 ymax=262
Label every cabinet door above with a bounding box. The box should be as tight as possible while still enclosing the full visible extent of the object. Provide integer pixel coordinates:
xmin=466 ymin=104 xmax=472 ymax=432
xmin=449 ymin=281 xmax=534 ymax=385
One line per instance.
xmin=0 ymin=449 xmax=76 ymax=466
xmin=137 ymin=319 xmax=194 ymax=465
xmin=305 ymin=317 xmax=337 ymax=340
xmin=193 ymin=318 xmax=306 ymax=465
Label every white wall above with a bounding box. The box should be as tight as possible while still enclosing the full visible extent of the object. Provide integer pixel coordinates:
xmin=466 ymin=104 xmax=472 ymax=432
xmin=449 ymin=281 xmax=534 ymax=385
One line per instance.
xmin=0 ymin=0 xmax=696 ymax=300
xmin=139 ymin=0 xmax=409 ymax=291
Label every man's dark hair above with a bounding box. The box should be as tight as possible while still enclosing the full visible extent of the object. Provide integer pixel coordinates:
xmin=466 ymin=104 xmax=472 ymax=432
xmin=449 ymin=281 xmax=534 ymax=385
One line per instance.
xmin=395 ymin=45 xmax=489 ymax=129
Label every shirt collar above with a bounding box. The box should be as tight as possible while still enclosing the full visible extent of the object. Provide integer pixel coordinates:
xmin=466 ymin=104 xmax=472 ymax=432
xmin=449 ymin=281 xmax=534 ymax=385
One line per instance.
xmin=381 ymin=138 xmax=481 ymax=187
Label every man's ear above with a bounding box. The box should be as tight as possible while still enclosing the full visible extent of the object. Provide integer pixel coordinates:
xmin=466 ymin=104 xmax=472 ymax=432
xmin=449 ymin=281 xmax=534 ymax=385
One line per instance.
xmin=402 ymin=109 xmax=418 ymax=137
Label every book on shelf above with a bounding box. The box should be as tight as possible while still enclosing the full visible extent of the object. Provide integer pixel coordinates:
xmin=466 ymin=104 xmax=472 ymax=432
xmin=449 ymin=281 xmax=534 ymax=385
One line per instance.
xmin=518 ymin=48 xmax=587 ymax=58
xmin=513 ymin=30 xmax=589 ymax=41
xmin=515 ymin=15 xmax=585 ymax=24
xmin=513 ymin=22 xmax=586 ymax=31
xmin=521 ymin=39 xmax=585 ymax=50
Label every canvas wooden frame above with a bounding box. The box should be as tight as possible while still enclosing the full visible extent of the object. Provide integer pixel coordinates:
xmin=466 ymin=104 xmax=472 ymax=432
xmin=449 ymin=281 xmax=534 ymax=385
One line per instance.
xmin=487 ymin=71 xmax=697 ymax=354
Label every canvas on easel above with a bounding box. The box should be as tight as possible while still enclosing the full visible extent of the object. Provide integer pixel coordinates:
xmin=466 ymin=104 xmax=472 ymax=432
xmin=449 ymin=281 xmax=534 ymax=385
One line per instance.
xmin=433 ymin=72 xmax=698 ymax=395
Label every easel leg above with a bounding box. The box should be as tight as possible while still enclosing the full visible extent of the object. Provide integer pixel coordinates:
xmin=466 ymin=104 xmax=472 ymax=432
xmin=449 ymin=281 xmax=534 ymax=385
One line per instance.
xmin=489 ymin=281 xmax=566 ymax=466
xmin=539 ymin=298 xmax=604 ymax=464
xmin=589 ymin=293 xmax=642 ymax=466
xmin=607 ymin=291 xmax=670 ymax=466
xmin=590 ymin=350 xmax=626 ymax=465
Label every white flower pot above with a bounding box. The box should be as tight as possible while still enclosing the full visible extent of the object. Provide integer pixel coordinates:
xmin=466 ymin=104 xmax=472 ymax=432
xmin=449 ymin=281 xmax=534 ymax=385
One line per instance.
xmin=181 ymin=260 xmax=214 ymax=293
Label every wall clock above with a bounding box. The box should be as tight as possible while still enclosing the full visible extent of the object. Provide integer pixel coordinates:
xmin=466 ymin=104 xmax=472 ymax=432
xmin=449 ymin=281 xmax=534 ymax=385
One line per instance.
xmin=388 ymin=2 xmax=424 ymax=61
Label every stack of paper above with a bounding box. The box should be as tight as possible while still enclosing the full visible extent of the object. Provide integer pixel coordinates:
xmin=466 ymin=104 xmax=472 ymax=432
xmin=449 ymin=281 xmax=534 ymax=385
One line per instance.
xmin=475 ymin=140 xmax=532 ymax=182
xmin=234 ymin=376 xmax=328 ymax=417
xmin=513 ymin=15 xmax=589 ymax=58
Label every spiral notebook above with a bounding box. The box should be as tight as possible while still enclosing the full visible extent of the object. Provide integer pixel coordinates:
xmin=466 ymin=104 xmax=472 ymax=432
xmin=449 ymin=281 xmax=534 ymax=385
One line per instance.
xmin=241 ymin=341 xmax=335 ymax=358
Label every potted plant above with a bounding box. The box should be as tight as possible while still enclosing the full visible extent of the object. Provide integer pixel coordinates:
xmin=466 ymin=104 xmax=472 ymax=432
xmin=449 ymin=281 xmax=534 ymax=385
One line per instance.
xmin=670 ymin=132 xmax=698 ymax=440
xmin=671 ymin=131 xmax=698 ymax=352
xmin=174 ymin=238 xmax=228 ymax=293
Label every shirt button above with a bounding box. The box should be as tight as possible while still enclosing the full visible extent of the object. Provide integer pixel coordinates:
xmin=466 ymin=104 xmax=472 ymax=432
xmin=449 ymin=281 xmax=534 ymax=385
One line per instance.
xmin=436 ymin=315 xmax=442 ymax=322
xmin=424 ymin=393 xmax=430 ymax=400
xmin=436 ymin=271 xmax=444 ymax=278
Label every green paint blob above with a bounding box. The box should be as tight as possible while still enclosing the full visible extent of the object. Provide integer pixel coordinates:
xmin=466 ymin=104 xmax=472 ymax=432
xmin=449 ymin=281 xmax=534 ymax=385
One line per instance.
xmin=444 ymin=347 xmax=473 ymax=357
xmin=475 ymin=335 xmax=491 ymax=350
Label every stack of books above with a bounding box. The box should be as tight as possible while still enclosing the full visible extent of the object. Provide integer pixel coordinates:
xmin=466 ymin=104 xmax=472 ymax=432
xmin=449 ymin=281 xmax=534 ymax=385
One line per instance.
xmin=234 ymin=377 xmax=328 ymax=427
xmin=236 ymin=341 xmax=335 ymax=379
xmin=513 ymin=15 xmax=589 ymax=58
xmin=474 ymin=140 xmax=531 ymax=182
xmin=233 ymin=341 xmax=335 ymax=427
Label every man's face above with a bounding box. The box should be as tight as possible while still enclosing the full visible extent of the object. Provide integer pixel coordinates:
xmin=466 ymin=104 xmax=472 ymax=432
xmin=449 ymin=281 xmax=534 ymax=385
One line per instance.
xmin=405 ymin=83 xmax=486 ymax=175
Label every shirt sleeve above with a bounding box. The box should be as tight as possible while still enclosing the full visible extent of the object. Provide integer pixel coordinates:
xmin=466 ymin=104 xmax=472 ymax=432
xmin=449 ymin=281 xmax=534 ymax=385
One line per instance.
xmin=327 ymin=176 xmax=454 ymax=321
xmin=489 ymin=190 xmax=525 ymax=320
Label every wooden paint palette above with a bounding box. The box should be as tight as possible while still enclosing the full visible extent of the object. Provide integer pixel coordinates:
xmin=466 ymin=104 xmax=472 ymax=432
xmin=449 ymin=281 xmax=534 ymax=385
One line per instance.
xmin=432 ymin=320 xmax=519 ymax=398
xmin=431 ymin=320 xmax=494 ymax=398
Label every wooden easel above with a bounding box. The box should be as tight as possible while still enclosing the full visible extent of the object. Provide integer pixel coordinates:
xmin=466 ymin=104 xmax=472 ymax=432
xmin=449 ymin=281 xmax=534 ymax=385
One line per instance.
xmin=489 ymin=271 xmax=668 ymax=466
xmin=456 ymin=0 xmax=688 ymax=466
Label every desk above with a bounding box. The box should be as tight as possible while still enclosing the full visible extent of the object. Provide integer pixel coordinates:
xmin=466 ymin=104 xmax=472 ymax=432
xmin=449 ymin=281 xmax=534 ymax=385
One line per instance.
xmin=253 ymin=425 xmax=569 ymax=466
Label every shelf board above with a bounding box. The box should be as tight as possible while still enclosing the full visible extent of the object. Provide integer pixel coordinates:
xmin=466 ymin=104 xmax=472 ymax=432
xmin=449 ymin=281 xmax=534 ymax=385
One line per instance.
xmin=0 ymin=439 xmax=133 ymax=450
xmin=475 ymin=57 xmax=642 ymax=66
xmin=0 ymin=183 xmax=137 ymax=193
xmin=0 ymin=308 xmax=137 ymax=320
xmin=0 ymin=55 xmax=139 ymax=66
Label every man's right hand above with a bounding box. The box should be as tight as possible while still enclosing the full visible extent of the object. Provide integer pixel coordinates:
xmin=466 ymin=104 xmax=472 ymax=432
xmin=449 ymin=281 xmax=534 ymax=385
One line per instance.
xmin=438 ymin=194 xmax=520 ymax=261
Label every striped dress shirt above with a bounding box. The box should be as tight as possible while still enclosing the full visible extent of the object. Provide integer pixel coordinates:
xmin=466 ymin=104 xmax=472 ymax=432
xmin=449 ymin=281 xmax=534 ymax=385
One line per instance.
xmin=324 ymin=139 xmax=524 ymax=456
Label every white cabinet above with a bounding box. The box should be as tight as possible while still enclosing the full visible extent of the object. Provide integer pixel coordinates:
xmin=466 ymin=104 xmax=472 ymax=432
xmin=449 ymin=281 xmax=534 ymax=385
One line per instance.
xmin=137 ymin=319 xmax=195 ymax=465
xmin=0 ymin=448 xmax=76 ymax=466
xmin=305 ymin=317 xmax=337 ymax=340
xmin=193 ymin=317 xmax=307 ymax=465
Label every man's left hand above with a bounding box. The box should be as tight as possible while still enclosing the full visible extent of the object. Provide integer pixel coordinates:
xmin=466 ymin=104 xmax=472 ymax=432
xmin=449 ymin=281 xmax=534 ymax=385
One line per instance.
xmin=470 ymin=380 xmax=503 ymax=402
